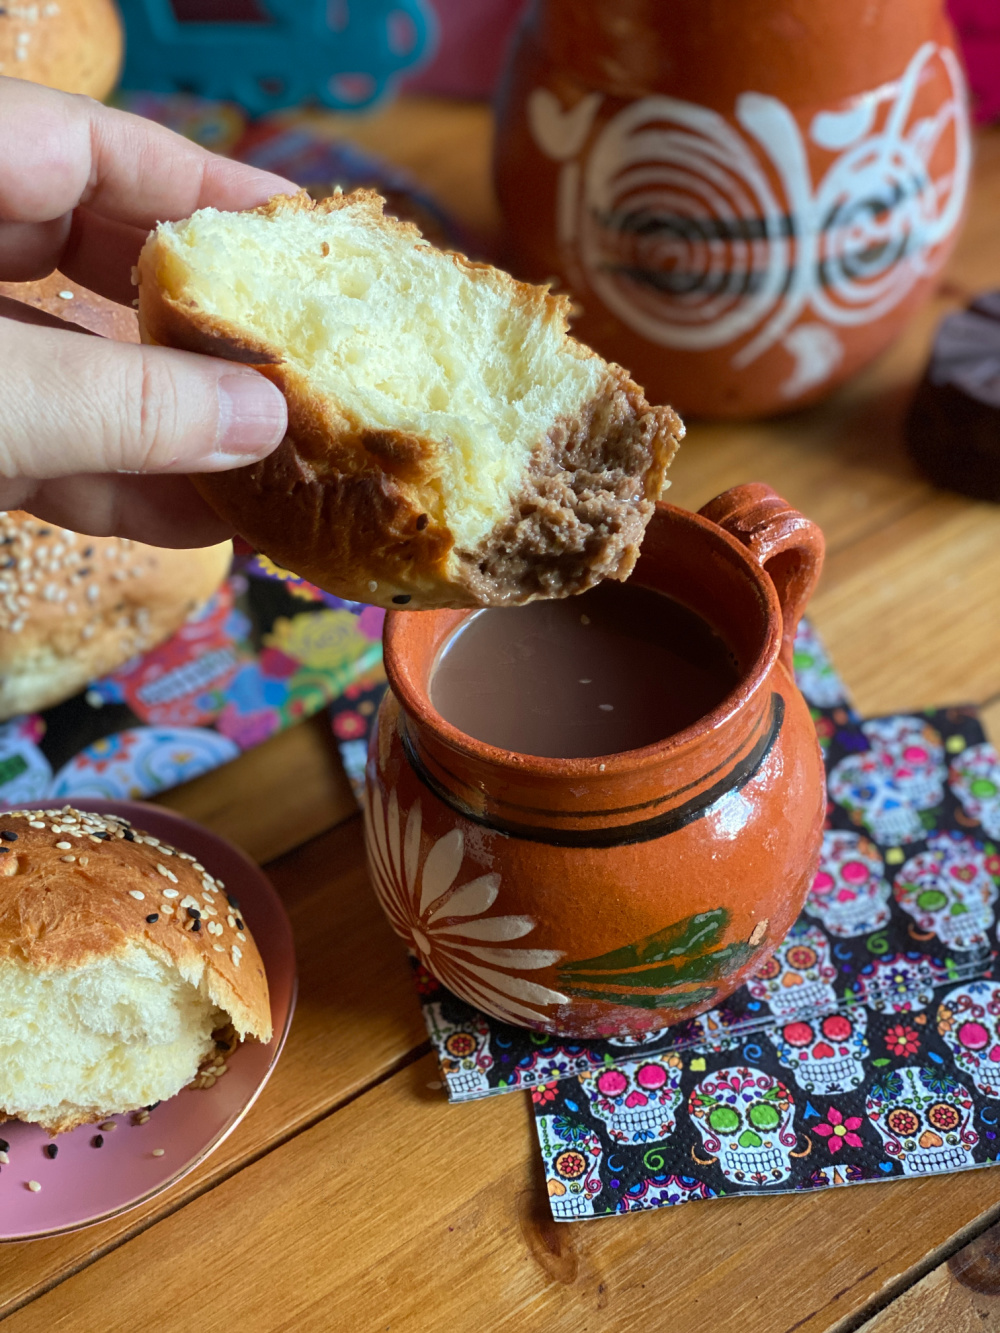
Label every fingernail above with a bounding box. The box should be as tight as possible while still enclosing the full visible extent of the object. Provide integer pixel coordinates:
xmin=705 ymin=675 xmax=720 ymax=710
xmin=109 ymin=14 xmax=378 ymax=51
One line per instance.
xmin=215 ymin=372 xmax=287 ymax=454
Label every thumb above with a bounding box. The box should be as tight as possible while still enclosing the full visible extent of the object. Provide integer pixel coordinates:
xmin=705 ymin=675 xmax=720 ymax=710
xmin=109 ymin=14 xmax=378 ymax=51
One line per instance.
xmin=0 ymin=316 xmax=287 ymax=479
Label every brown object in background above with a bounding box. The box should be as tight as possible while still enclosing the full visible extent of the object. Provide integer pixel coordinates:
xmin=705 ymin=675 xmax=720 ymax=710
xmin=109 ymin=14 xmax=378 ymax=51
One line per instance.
xmin=494 ymin=0 xmax=970 ymax=419
xmin=0 ymin=274 xmax=139 ymax=343
xmin=0 ymin=512 xmax=232 ymax=720
xmin=0 ymin=0 xmax=122 ymax=100
xmin=906 ymin=292 xmax=1000 ymax=503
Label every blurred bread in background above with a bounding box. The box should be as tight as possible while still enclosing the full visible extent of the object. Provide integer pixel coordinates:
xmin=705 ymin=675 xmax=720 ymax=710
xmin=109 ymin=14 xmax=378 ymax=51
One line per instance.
xmin=0 ymin=0 xmax=122 ymax=100
xmin=0 ymin=513 xmax=232 ymax=719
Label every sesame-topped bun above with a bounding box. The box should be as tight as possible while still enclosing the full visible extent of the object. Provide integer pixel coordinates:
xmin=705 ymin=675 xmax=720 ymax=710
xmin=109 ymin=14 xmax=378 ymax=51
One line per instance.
xmin=137 ymin=189 xmax=682 ymax=611
xmin=0 ymin=512 xmax=232 ymax=721
xmin=0 ymin=807 xmax=271 ymax=1135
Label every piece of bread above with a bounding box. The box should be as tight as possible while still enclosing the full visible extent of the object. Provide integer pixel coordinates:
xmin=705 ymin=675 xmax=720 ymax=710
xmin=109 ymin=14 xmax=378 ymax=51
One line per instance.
xmin=137 ymin=190 xmax=683 ymax=611
xmin=0 ymin=512 xmax=232 ymax=720
xmin=0 ymin=806 xmax=271 ymax=1134
xmin=0 ymin=0 xmax=122 ymax=100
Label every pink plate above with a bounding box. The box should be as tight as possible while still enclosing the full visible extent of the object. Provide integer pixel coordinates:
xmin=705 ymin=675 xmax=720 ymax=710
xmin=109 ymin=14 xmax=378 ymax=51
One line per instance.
xmin=0 ymin=799 xmax=296 ymax=1243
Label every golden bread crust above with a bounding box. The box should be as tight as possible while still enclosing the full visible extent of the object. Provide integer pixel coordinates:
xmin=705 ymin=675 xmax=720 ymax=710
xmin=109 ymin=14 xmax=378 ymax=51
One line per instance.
xmin=0 ymin=808 xmax=271 ymax=1046
xmin=137 ymin=190 xmax=682 ymax=610
xmin=0 ymin=512 xmax=232 ymax=720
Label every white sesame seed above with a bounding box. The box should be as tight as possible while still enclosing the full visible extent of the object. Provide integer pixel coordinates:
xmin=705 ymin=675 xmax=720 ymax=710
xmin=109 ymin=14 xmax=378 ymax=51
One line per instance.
xmin=160 ymin=905 xmax=174 ymax=916
xmin=227 ymin=915 xmax=236 ymax=928
xmin=79 ymin=857 xmax=89 ymax=866
xmin=57 ymin=290 xmax=74 ymax=300
xmin=55 ymin=841 xmax=71 ymax=850
xmin=129 ymin=890 xmax=145 ymax=900
xmin=99 ymin=1120 xmax=116 ymax=1131
xmin=151 ymin=1148 xmax=164 ymax=1157
xmin=237 ymin=932 xmax=247 ymax=943
xmin=29 ymin=821 xmax=44 ymax=829
xmin=27 ymin=1180 xmax=40 ymax=1192
xmin=60 ymin=855 xmax=76 ymax=863
xmin=162 ymin=887 xmax=178 ymax=899
xmin=213 ymin=944 xmax=224 ymax=953
xmin=0 ymin=1151 xmax=8 ymax=1164
xmin=231 ymin=946 xmax=242 ymax=966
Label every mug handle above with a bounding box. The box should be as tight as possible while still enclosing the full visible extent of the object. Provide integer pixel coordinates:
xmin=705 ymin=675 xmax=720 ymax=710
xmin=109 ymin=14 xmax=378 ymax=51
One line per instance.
xmin=698 ymin=484 xmax=825 ymax=674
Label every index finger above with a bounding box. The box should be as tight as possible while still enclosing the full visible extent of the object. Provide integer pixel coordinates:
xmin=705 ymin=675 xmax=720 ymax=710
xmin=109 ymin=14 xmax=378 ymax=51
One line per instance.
xmin=0 ymin=76 xmax=296 ymax=228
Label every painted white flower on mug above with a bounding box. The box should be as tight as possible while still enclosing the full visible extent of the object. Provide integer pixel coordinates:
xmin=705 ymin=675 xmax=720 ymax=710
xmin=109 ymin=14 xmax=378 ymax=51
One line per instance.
xmin=364 ymin=788 xmax=567 ymax=1025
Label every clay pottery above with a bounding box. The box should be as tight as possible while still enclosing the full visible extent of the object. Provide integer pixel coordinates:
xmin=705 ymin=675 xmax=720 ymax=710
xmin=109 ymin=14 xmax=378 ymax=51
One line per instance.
xmin=494 ymin=0 xmax=971 ymax=419
xmin=0 ymin=0 xmax=122 ymax=100
xmin=364 ymin=484 xmax=827 ymax=1040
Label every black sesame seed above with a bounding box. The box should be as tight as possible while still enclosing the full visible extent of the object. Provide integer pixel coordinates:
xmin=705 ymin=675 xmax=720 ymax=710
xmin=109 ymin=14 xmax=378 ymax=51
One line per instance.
xmin=122 ymin=830 xmax=135 ymax=842
xmin=45 ymin=1144 xmax=58 ymax=1159
xmin=227 ymin=896 xmax=240 ymax=909
xmin=0 ymin=848 xmax=8 ymax=855
xmin=92 ymin=1135 xmax=103 ymax=1148
xmin=145 ymin=913 xmax=159 ymax=923
xmin=0 ymin=535 xmax=12 ymax=545
xmin=0 ymin=1138 xmax=8 ymax=1152
xmin=235 ymin=918 xmax=244 ymax=931
xmin=186 ymin=906 xmax=201 ymax=919
xmin=191 ymin=919 xmax=201 ymax=932
xmin=78 ymin=566 xmax=92 ymax=578
xmin=146 ymin=1102 xmax=160 ymax=1111
xmin=95 ymin=831 xmax=111 ymax=840
xmin=0 ymin=831 xmax=18 ymax=841
xmin=82 ymin=546 xmax=94 ymax=558
xmin=37 ymin=528 xmax=51 ymax=537
xmin=392 ymin=594 xmax=412 ymax=604
xmin=415 ymin=513 xmax=428 ymax=531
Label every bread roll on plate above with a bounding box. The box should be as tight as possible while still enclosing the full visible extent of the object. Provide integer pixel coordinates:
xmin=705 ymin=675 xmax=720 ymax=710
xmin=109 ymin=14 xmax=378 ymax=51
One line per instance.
xmin=0 ymin=806 xmax=270 ymax=1134
xmin=0 ymin=512 xmax=232 ymax=720
xmin=137 ymin=190 xmax=683 ymax=611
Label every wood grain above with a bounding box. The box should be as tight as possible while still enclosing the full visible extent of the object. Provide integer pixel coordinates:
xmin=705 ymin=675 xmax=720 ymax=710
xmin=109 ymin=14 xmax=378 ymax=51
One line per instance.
xmin=154 ymin=711 xmax=358 ymax=865
xmin=10 ymin=1045 xmax=1000 ymax=1333
xmin=858 ymin=1219 xmax=1000 ymax=1332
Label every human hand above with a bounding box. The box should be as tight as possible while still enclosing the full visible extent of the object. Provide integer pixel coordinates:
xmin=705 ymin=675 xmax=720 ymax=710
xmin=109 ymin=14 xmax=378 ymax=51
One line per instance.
xmin=0 ymin=77 xmax=297 ymax=546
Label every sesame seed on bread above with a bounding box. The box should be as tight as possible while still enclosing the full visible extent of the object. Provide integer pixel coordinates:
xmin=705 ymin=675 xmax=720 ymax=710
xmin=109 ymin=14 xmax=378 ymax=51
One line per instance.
xmin=0 ymin=807 xmax=270 ymax=1135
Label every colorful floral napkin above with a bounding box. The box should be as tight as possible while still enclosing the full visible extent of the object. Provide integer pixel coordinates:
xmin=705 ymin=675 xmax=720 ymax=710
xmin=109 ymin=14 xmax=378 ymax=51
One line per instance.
xmin=0 ymin=554 xmax=383 ymax=806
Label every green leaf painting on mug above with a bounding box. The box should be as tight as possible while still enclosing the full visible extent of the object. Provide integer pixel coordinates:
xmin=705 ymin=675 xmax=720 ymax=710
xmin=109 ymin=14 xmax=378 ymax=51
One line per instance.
xmin=556 ymin=907 xmax=760 ymax=1011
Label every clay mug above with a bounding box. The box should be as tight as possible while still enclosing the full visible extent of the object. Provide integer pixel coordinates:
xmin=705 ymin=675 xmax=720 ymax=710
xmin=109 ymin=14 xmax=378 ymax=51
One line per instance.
xmin=364 ymin=483 xmax=827 ymax=1040
xmin=494 ymin=0 xmax=971 ymax=419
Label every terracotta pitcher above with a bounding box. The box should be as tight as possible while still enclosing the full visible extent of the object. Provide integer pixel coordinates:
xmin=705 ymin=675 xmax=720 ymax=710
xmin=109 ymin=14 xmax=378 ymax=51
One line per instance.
xmin=494 ymin=0 xmax=970 ymax=418
xmin=364 ymin=484 xmax=827 ymax=1040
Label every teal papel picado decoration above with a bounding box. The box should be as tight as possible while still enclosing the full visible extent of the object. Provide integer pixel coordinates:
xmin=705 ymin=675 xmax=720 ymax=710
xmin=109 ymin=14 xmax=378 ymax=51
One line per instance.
xmin=116 ymin=0 xmax=437 ymax=114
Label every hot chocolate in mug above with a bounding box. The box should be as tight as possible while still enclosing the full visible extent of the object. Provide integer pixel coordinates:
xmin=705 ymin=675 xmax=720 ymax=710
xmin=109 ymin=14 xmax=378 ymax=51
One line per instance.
xmin=364 ymin=484 xmax=826 ymax=1039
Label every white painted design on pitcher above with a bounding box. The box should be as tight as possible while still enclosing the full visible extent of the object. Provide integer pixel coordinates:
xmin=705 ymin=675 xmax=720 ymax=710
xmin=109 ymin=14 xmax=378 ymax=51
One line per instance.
xmin=529 ymin=42 xmax=969 ymax=391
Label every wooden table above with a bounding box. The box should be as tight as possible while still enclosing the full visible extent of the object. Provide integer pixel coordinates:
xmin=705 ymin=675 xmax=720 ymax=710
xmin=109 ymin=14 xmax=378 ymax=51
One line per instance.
xmin=4 ymin=97 xmax=1000 ymax=1333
